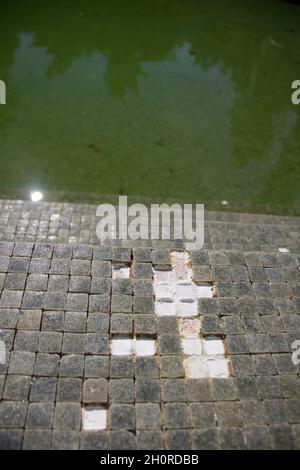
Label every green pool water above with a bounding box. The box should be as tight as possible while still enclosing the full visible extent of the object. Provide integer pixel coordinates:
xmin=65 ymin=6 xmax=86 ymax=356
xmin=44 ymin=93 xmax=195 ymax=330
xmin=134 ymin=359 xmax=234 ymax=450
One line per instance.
xmin=0 ymin=0 xmax=300 ymax=214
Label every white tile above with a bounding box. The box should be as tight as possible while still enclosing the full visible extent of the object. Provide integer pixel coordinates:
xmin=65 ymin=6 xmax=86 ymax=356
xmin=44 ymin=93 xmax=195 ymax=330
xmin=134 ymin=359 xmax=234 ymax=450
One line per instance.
xmin=176 ymin=299 xmax=197 ymax=317
xmin=278 ymin=247 xmax=290 ymax=253
xmin=178 ymin=318 xmax=201 ymax=338
xmin=154 ymin=283 xmax=176 ymax=300
xmin=207 ymin=359 xmax=229 ymax=378
xmin=155 ymin=299 xmax=176 ymax=316
xmin=176 ymin=282 xmax=195 ymax=298
xmin=203 ymin=338 xmax=225 ymax=356
xmin=181 ymin=338 xmax=202 ymax=355
xmin=112 ymin=264 xmax=131 ymax=279
xmin=135 ymin=339 xmax=156 ymax=356
xmin=194 ymin=285 xmax=213 ymax=298
xmin=111 ymin=338 xmax=133 ymax=356
xmin=183 ymin=356 xmax=209 ymax=378
xmin=0 ymin=340 xmax=6 ymax=365
xmin=82 ymin=408 xmax=107 ymax=431
xmin=153 ymin=269 xmax=176 ymax=284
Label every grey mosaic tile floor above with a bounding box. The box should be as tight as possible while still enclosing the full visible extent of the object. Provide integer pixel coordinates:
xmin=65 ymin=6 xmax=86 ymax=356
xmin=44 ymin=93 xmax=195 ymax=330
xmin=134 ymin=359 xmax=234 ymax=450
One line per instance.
xmin=0 ymin=199 xmax=300 ymax=253
xmin=0 ymin=200 xmax=299 ymax=450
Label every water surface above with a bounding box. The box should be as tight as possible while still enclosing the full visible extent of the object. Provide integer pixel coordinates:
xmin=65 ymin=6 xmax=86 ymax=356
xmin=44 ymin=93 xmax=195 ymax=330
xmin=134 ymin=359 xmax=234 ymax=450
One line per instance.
xmin=0 ymin=0 xmax=300 ymax=214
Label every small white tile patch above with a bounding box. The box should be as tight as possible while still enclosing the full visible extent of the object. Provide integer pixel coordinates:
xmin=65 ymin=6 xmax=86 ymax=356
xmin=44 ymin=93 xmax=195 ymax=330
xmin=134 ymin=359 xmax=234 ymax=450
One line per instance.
xmin=278 ymin=247 xmax=290 ymax=253
xmin=111 ymin=338 xmax=156 ymax=356
xmin=182 ymin=338 xmax=202 ymax=355
xmin=154 ymin=283 xmax=176 ymax=299
xmin=82 ymin=408 xmax=107 ymax=431
xmin=203 ymin=337 xmax=225 ymax=356
xmin=155 ymin=299 xmax=176 ymax=316
xmin=184 ymin=356 xmax=209 ymax=379
xmin=111 ymin=338 xmax=133 ymax=356
xmin=153 ymin=251 xmax=213 ymax=318
xmin=180 ymin=334 xmax=229 ymax=378
xmin=176 ymin=283 xmax=195 ymax=298
xmin=176 ymin=299 xmax=198 ymax=317
xmin=153 ymin=251 xmax=230 ymax=378
xmin=112 ymin=264 xmax=131 ymax=279
xmin=135 ymin=339 xmax=156 ymax=356
xmin=194 ymin=285 xmax=214 ymax=298
xmin=207 ymin=359 xmax=230 ymax=378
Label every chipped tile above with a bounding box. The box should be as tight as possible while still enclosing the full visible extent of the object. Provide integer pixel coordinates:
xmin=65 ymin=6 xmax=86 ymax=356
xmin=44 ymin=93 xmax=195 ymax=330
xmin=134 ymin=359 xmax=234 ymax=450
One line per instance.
xmin=178 ymin=318 xmax=201 ymax=338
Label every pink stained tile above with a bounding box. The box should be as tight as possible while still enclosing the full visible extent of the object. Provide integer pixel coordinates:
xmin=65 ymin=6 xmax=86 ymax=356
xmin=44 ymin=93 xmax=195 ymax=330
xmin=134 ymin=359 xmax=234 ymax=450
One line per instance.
xmin=178 ymin=318 xmax=201 ymax=338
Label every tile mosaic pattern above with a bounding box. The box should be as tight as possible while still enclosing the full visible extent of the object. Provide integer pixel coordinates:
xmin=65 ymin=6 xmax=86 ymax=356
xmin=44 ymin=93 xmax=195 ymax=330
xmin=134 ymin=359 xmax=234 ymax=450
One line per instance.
xmin=0 ymin=235 xmax=299 ymax=448
xmin=153 ymin=251 xmax=229 ymax=379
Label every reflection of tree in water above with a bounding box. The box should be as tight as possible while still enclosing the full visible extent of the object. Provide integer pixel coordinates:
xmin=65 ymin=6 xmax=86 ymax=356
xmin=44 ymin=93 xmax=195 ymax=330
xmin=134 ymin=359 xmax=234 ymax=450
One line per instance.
xmin=0 ymin=0 xmax=191 ymax=88
xmin=0 ymin=0 xmax=300 ymax=207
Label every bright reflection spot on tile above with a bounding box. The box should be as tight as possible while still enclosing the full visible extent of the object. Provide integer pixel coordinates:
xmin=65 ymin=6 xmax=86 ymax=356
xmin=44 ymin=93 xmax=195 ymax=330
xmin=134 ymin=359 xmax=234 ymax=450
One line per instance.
xmin=82 ymin=408 xmax=107 ymax=431
xmin=111 ymin=338 xmax=133 ymax=356
xmin=30 ymin=191 xmax=43 ymax=202
xmin=182 ymin=338 xmax=202 ymax=355
xmin=184 ymin=356 xmax=209 ymax=379
xmin=135 ymin=339 xmax=156 ymax=356
xmin=203 ymin=337 xmax=225 ymax=355
xmin=112 ymin=264 xmax=131 ymax=279
xmin=178 ymin=318 xmax=201 ymax=338
xmin=207 ymin=359 xmax=230 ymax=378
